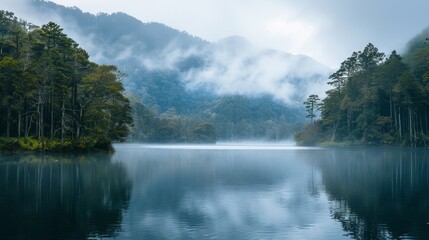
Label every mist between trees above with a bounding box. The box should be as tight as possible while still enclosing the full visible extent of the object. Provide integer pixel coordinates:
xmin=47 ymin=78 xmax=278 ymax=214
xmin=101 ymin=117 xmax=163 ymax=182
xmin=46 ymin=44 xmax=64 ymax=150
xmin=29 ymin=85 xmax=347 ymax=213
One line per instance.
xmin=1 ymin=10 xmax=301 ymax=151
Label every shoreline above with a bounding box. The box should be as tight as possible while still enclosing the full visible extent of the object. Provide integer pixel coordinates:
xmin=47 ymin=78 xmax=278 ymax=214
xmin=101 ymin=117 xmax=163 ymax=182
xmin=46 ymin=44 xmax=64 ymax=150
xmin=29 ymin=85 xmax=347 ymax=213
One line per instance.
xmin=0 ymin=137 xmax=114 ymax=154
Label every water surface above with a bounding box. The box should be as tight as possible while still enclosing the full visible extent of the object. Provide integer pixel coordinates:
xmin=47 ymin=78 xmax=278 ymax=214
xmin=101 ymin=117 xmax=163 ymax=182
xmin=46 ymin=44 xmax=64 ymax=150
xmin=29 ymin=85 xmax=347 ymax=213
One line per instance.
xmin=1 ymin=145 xmax=429 ymax=239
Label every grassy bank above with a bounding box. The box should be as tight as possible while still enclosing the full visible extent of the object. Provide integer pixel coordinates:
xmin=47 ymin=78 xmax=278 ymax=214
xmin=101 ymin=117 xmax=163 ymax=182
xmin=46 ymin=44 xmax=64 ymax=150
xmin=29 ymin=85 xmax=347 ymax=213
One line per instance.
xmin=0 ymin=137 xmax=113 ymax=153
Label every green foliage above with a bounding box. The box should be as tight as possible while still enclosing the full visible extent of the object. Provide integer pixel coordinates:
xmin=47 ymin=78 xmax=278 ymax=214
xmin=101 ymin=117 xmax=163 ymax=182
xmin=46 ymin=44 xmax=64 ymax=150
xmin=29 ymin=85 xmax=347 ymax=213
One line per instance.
xmin=295 ymin=120 xmax=323 ymax=146
xmin=0 ymin=11 xmax=132 ymax=151
xmin=0 ymin=138 xmax=20 ymax=152
xmin=208 ymin=95 xmax=304 ymax=140
xmin=129 ymin=98 xmax=218 ymax=143
xmin=0 ymin=137 xmax=113 ymax=152
xmin=404 ymin=26 xmax=429 ymax=56
xmin=128 ymin=93 xmax=304 ymax=143
xmin=190 ymin=121 xmax=217 ymax=143
xmin=17 ymin=138 xmax=40 ymax=151
xmin=298 ymin=42 xmax=429 ymax=147
xmin=304 ymin=95 xmax=321 ymax=123
xmin=24 ymin=2 xmax=317 ymax=144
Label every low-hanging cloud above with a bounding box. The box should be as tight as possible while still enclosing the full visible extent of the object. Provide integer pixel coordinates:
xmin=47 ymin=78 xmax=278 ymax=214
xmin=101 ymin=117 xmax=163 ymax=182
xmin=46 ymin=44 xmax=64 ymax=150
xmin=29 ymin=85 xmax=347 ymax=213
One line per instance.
xmin=183 ymin=40 xmax=330 ymax=104
xmin=3 ymin=0 xmax=332 ymax=106
xmin=45 ymin=0 xmax=429 ymax=69
xmin=140 ymin=37 xmax=331 ymax=105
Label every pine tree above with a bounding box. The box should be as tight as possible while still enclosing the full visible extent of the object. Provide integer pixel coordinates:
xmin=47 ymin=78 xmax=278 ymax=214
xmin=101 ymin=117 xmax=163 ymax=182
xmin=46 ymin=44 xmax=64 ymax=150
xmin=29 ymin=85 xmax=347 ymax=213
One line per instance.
xmin=304 ymin=95 xmax=320 ymax=124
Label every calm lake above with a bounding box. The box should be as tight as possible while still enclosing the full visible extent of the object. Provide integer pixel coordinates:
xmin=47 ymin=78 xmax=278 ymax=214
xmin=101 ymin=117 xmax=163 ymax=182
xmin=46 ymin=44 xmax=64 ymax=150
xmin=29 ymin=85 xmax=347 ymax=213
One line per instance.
xmin=1 ymin=144 xmax=429 ymax=239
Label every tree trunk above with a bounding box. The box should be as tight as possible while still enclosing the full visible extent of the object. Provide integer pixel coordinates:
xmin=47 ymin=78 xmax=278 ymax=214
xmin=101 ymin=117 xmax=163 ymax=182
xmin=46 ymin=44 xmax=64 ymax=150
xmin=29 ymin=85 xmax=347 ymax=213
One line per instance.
xmin=50 ymin=96 xmax=54 ymax=139
xmin=331 ymin=123 xmax=337 ymax=142
xmin=409 ymin=107 xmax=412 ymax=146
xmin=37 ymin=104 xmax=40 ymax=139
xmin=61 ymin=100 xmax=65 ymax=144
xmin=72 ymin=84 xmax=78 ymax=139
xmin=76 ymin=108 xmax=83 ymax=139
xmin=6 ymin=105 xmax=11 ymax=138
xmin=389 ymin=93 xmax=393 ymax=130
xmin=27 ymin=114 xmax=33 ymax=138
xmin=24 ymin=97 xmax=29 ymax=138
xmin=398 ymin=108 xmax=402 ymax=141
xmin=41 ymin=103 xmax=45 ymax=152
xmin=394 ymin=104 xmax=398 ymax=132
xmin=347 ymin=109 xmax=352 ymax=131
xmin=38 ymin=92 xmax=45 ymax=152
xmin=413 ymin=116 xmax=419 ymax=147
xmin=18 ymin=106 xmax=21 ymax=138
xmin=425 ymin=110 xmax=428 ymax=133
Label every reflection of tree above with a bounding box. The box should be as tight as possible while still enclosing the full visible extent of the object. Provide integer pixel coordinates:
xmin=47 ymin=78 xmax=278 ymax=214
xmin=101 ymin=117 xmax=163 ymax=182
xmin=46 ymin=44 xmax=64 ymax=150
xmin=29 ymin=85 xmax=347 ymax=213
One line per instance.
xmin=318 ymin=149 xmax=429 ymax=239
xmin=307 ymin=164 xmax=321 ymax=198
xmin=0 ymin=154 xmax=132 ymax=240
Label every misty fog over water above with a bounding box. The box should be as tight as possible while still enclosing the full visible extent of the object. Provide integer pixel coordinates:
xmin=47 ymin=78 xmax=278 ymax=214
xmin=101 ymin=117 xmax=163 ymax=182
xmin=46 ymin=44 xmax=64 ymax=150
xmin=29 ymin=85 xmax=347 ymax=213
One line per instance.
xmin=1 ymin=145 xmax=429 ymax=239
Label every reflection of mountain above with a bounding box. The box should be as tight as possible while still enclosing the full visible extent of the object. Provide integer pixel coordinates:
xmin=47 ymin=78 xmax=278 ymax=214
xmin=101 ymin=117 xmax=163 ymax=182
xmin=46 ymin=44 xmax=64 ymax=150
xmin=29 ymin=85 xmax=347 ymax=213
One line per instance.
xmin=317 ymin=149 xmax=429 ymax=239
xmin=112 ymin=147 xmax=345 ymax=239
xmin=118 ymin=150 xmax=296 ymax=209
xmin=0 ymin=154 xmax=132 ymax=240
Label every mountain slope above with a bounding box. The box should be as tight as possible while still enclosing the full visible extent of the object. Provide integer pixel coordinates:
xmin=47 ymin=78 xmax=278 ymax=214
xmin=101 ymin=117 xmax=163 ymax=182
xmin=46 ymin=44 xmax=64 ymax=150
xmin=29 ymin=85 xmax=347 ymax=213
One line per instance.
xmin=27 ymin=1 xmax=330 ymax=107
xmin=5 ymin=0 xmax=332 ymax=140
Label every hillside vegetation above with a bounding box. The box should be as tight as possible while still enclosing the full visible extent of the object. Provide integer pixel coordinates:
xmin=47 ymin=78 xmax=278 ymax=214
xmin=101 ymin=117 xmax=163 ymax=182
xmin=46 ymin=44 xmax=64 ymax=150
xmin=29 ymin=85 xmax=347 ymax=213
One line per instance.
xmin=296 ymin=40 xmax=429 ymax=147
xmin=27 ymin=1 xmax=328 ymax=142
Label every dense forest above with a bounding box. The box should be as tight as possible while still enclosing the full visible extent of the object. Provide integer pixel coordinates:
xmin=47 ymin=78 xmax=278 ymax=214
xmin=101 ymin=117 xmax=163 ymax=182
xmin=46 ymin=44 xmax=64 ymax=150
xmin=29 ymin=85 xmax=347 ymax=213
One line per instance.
xmin=26 ymin=1 xmax=317 ymax=142
xmin=0 ymin=10 xmax=132 ymax=151
xmin=128 ymin=95 xmax=303 ymax=143
xmin=0 ymin=9 xmax=306 ymax=149
xmin=128 ymin=97 xmax=216 ymax=143
xmin=8 ymin=4 xmax=429 ymax=148
xmin=296 ymin=41 xmax=429 ymax=147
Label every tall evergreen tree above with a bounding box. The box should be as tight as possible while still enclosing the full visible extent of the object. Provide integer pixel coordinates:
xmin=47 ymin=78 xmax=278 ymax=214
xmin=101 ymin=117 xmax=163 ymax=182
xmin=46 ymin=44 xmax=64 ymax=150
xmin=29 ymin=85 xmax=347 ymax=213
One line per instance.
xmin=304 ymin=95 xmax=320 ymax=124
xmin=0 ymin=11 xmax=132 ymax=151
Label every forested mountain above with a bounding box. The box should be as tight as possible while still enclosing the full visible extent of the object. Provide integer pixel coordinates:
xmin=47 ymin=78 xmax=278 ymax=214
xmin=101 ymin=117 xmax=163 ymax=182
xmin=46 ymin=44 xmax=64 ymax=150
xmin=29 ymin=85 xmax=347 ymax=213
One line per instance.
xmin=10 ymin=0 xmax=331 ymax=141
xmin=9 ymin=2 xmax=429 ymax=145
xmin=296 ymin=37 xmax=429 ymax=147
xmin=404 ymin=26 xmax=429 ymax=56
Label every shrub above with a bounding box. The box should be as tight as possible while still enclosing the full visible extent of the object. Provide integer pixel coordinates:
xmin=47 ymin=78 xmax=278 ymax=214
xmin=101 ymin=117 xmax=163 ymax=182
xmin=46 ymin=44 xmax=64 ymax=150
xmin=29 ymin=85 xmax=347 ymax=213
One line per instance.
xmin=18 ymin=138 xmax=40 ymax=151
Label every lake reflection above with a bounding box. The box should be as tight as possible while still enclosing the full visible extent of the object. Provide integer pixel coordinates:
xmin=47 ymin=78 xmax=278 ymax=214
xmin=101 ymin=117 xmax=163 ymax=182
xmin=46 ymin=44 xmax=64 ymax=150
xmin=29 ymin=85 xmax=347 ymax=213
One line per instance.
xmin=318 ymin=148 xmax=429 ymax=240
xmin=112 ymin=145 xmax=344 ymax=239
xmin=1 ymin=146 xmax=429 ymax=239
xmin=0 ymin=153 xmax=132 ymax=240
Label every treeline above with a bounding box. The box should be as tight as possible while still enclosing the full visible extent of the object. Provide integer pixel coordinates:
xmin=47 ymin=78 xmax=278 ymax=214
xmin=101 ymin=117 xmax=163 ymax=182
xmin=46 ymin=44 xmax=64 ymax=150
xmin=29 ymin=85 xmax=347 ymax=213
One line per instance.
xmin=129 ymin=95 xmax=304 ymax=143
xmin=207 ymin=95 xmax=304 ymax=141
xmin=296 ymin=43 xmax=429 ymax=147
xmin=0 ymin=11 xmax=132 ymax=151
xmin=128 ymin=98 xmax=217 ymax=143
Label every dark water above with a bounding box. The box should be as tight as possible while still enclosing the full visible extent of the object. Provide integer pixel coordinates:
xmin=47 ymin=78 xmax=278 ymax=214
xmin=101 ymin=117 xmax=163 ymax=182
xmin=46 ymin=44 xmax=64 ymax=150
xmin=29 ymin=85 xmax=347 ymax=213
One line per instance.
xmin=1 ymin=145 xmax=429 ymax=239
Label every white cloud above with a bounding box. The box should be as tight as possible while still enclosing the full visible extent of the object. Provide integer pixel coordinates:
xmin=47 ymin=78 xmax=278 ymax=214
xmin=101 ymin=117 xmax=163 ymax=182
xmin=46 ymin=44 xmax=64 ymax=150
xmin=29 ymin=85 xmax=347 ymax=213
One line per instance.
xmin=46 ymin=0 xmax=429 ymax=68
xmin=4 ymin=0 xmax=429 ymax=103
xmin=136 ymin=39 xmax=330 ymax=105
xmin=182 ymin=45 xmax=330 ymax=104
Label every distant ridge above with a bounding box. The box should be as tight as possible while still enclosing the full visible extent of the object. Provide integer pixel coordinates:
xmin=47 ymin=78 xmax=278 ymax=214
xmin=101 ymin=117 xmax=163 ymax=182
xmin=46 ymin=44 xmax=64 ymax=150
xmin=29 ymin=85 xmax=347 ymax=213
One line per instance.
xmin=2 ymin=0 xmax=334 ymax=140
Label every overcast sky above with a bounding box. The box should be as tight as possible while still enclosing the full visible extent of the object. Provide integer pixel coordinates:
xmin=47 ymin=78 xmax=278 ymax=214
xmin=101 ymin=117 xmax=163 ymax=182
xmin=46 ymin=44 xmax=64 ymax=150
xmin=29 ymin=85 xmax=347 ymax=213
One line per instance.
xmin=8 ymin=0 xmax=429 ymax=68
